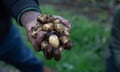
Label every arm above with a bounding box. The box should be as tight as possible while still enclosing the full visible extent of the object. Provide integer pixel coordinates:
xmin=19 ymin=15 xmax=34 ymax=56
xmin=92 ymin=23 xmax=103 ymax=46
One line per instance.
xmin=1 ymin=0 xmax=71 ymax=51
xmin=108 ymin=5 xmax=120 ymax=71
xmin=1 ymin=0 xmax=43 ymax=51
xmin=1 ymin=0 xmax=40 ymax=24
xmin=1 ymin=0 xmax=41 ymax=25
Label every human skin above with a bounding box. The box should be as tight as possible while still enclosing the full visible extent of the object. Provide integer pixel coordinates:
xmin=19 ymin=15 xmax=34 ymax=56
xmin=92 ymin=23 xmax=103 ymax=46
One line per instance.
xmin=21 ymin=11 xmax=71 ymax=51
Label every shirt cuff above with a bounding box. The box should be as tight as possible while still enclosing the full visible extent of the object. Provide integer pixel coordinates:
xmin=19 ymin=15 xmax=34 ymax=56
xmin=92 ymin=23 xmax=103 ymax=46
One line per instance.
xmin=17 ymin=7 xmax=41 ymax=26
xmin=10 ymin=0 xmax=41 ymax=25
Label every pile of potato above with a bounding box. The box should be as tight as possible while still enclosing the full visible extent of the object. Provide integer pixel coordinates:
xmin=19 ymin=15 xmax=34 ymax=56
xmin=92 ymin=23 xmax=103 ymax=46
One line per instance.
xmin=31 ymin=14 xmax=72 ymax=61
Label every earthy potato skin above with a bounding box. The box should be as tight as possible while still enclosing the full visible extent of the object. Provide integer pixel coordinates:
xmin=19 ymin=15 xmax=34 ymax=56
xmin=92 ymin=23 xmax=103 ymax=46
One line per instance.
xmin=31 ymin=14 xmax=72 ymax=61
xmin=48 ymin=35 xmax=60 ymax=48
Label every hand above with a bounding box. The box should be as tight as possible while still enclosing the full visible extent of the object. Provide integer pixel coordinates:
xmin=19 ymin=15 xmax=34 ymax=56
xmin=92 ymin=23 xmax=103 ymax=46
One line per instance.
xmin=53 ymin=15 xmax=71 ymax=29
xmin=21 ymin=11 xmax=46 ymax=51
xmin=27 ymin=30 xmax=46 ymax=51
xmin=21 ymin=11 xmax=71 ymax=51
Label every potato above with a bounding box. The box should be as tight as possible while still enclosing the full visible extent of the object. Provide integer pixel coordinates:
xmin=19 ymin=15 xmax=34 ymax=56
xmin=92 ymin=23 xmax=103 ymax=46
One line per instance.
xmin=40 ymin=41 xmax=48 ymax=50
xmin=54 ymin=23 xmax=64 ymax=33
xmin=37 ymin=14 xmax=48 ymax=23
xmin=60 ymin=36 xmax=69 ymax=44
xmin=48 ymin=35 xmax=60 ymax=48
xmin=42 ymin=23 xmax=54 ymax=31
xmin=54 ymin=19 xmax=60 ymax=24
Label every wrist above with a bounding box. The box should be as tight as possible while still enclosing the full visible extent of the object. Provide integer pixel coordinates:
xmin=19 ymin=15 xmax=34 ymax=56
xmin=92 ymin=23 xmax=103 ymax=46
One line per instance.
xmin=21 ymin=11 xmax=41 ymax=31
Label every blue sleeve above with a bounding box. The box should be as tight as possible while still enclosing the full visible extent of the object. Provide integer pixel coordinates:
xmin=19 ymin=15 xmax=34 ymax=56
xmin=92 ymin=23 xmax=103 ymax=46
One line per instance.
xmin=1 ymin=0 xmax=41 ymax=23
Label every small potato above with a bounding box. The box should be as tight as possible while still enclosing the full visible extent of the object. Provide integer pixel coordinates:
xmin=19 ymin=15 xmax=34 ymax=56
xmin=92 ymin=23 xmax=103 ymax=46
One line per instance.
xmin=54 ymin=23 xmax=64 ymax=33
xmin=59 ymin=36 xmax=72 ymax=50
xmin=46 ymin=15 xmax=55 ymax=22
xmin=42 ymin=23 xmax=54 ymax=31
xmin=37 ymin=14 xmax=48 ymax=23
xmin=54 ymin=23 xmax=70 ymax=36
xmin=60 ymin=36 xmax=69 ymax=44
xmin=31 ymin=31 xmax=38 ymax=38
xmin=54 ymin=19 xmax=60 ymax=24
xmin=41 ymin=41 xmax=48 ymax=50
xmin=49 ymin=35 xmax=60 ymax=48
xmin=31 ymin=24 xmax=42 ymax=39
xmin=63 ymin=30 xmax=70 ymax=36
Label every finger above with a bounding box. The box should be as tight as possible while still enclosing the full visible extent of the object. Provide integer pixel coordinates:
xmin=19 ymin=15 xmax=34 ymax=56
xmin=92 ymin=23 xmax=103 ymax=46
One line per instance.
xmin=33 ymin=41 xmax=41 ymax=51
xmin=35 ymin=31 xmax=46 ymax=51
xmin=43 ymin=47 xmax=53 ymax=60
xmin=61 ymin=19 xmax=71 ymax=29
xmin=46 ymin=44 xmax=53 ymax=53
xmin=53 ymin=16 xmax=71 ymax=28
xmin=36 ymin=31 xmax=47 ymax=43
xmin=53 ymin=48 xmax=61 ymax=61
xmin=46 ymin=46 xmax=53 ymax=60
xmin=27 ymin=32 xmax=41 ymax=51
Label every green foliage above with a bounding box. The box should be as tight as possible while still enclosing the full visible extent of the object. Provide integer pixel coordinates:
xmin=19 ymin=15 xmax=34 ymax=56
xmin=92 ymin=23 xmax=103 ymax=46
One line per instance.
xmin=18 ymin=5 xmax=110 ymax=72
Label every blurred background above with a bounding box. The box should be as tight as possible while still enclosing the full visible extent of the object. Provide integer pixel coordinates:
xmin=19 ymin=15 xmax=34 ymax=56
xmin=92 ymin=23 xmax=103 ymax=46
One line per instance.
xmin=0 ymin=0 xmax=120 ymax=72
